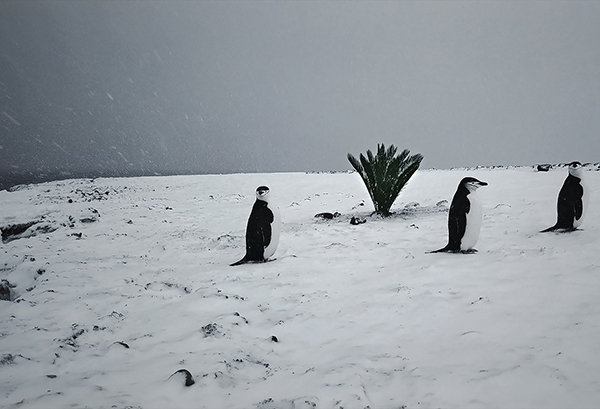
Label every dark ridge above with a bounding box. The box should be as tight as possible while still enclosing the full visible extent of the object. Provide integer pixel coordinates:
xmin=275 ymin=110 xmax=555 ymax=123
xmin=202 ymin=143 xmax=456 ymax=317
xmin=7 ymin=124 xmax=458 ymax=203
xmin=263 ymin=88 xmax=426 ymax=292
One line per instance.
xmin=1 ymin=222 xmax=39 ymax=243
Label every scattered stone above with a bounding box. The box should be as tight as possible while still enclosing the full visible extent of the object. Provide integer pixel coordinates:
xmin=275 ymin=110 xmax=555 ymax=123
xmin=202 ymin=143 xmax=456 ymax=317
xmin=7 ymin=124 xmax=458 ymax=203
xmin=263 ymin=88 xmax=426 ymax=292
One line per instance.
xmin=271 ymin=335 xmax=279 ymax=343
xmin=537 ymin=164 xmax=552 ymax=172
xmin=169 ymin=369 xmax=195 ymax=386
xmin=0 ymin=280 xmax=14 ymax=301
xmin=79 ymin=208 xmax=100 ymax=223
xmin=200 ymin=323 xmax=221 ymax=337
xmin=234 ymin=312 xmax=249 ymax=324
xmin=69 ymin=188 xmax=111 ymax=202
xmin=58 ymin=324 xmax=86 ymax=349
xmin=350 ymin=216 xmax=366 ymax=225
xmin=1 ymin=354 xmax=15 ymax=365
xmin=314 ymin=212 xmax=341 ymax=219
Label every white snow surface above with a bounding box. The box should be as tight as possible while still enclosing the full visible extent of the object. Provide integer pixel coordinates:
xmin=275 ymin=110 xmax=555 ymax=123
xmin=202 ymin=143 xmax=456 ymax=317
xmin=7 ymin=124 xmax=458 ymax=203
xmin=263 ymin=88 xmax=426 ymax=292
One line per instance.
xmin=1 ymin=167 xmax=599 ymax=409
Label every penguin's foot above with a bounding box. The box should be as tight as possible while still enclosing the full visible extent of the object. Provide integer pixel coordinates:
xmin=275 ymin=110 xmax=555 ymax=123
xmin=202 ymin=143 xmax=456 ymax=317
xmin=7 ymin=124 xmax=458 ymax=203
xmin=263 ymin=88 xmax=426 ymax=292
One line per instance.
xmin=461 ymin=249 xmax=478 ymax=254
xmin=231 ymin=257 xmax=269 ymax=266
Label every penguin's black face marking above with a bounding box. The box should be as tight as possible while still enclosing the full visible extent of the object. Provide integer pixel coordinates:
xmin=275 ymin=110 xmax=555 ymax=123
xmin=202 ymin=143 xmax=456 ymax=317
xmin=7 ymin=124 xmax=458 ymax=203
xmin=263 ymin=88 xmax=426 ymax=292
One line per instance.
xmin=568 ymin=161 xmax=583 ymax=178
xmin=460 ymin=177 xmax=488 ymax=192
xmin=256 ymin=186 xmax=270 ymax=200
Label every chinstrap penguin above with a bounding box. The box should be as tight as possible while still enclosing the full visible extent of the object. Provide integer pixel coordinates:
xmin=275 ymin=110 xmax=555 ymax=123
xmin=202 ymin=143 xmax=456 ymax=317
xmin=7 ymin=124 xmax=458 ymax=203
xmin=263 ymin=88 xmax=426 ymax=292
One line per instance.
xmin=541 ymin=161 xmax=588 ymax=232
xmin=231 ymin=186 xmax=281 ymax=266
xmin=430 ymin=177 xmax=488 ymax=254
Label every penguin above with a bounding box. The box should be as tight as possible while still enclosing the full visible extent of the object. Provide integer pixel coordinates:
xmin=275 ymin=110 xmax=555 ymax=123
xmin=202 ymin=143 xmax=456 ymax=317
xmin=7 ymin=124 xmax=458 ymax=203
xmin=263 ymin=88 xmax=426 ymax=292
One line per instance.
xmin=231 ymin=186 xmax=281 ymax=266
xmin=430 ymin=177 xmax=488 ymax=253
xmin=541 ymin=161 xmax=588 ymax=232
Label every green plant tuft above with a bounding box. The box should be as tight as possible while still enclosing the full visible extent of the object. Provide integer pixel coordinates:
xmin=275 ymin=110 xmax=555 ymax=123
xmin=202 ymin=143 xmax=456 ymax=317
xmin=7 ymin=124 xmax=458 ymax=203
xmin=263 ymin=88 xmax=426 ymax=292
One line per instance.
xmin=348 ymin=144 xmax=423 ymax=217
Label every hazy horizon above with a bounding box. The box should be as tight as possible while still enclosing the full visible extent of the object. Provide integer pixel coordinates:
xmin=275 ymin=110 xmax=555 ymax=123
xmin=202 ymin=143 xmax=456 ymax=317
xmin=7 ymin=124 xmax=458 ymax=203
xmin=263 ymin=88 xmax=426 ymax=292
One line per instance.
xmin=2 ymin=1 xmax=599 ymax=190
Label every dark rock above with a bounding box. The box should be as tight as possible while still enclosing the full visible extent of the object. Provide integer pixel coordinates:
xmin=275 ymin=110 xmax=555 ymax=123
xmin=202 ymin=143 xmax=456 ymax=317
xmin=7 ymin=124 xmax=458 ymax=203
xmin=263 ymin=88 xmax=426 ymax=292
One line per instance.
xmin=1 ymin=221 xmax=39 ymax=243
xmin=0 ymin=280 xmax=14 ymax=301
xmin=350 ymin=216 xmax=366 ymax=225
xmin=314 ymin=212 xmax=341 ymax=219
xmin=170 ymin=369 xmax=195 ymax=387
xmin=200 ymin=323 xmax=221 ymax=337
xmin=537 ymin=164 xmax=552 ymax=172
xmin=1 ymin=354 xmax=15 ymax=365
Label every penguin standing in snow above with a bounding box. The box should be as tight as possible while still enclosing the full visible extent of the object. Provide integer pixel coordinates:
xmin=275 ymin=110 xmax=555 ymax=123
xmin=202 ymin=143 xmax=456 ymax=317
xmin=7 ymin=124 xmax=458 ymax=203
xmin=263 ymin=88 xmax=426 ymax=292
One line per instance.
xmin=231 ymin=186 xmax=281 ymax=266
xmin=541 ymin=161 xmax=588 ymax=232
xmin=430 ymin=177 xmax=488 ymax=254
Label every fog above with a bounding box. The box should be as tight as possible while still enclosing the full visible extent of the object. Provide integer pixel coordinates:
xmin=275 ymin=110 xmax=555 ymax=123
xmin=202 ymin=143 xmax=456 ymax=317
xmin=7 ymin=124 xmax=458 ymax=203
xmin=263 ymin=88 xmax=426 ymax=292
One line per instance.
xmin=1 ymin=1 xmax=599 ymax=190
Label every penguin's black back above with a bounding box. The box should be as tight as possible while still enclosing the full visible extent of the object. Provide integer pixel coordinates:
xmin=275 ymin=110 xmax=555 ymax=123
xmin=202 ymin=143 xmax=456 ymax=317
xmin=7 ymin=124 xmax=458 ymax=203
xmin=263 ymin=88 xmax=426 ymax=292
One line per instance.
xmin=445 ymin=184 xmax=471 ymax=251
xmin=554 ymin=174 xmax=584 ymax=230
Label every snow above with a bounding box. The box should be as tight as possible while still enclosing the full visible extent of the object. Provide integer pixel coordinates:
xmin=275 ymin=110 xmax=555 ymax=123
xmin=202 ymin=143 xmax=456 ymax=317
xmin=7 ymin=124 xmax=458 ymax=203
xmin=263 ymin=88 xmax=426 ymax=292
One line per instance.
xmin=1 ymin=166 xmax=599 ymax=409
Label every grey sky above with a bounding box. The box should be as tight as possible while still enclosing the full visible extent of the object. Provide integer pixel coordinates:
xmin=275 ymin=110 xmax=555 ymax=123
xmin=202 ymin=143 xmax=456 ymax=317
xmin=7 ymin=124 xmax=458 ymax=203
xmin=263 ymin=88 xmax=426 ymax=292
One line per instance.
xmin=1 ymin=1 xmax=599 ymax=189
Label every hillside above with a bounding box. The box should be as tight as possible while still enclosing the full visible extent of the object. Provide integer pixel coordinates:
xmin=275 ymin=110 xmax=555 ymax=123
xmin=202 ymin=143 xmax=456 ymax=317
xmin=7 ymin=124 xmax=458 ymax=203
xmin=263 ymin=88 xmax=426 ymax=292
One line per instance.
xmin=1 ymin=166 xmax=599 ymax=409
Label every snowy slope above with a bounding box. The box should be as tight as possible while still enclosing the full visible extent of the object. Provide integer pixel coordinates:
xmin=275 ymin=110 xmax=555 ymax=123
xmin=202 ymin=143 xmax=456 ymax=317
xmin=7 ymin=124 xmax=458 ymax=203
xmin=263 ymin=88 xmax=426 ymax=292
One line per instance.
xmin=1 ymin=166 xmax=599 ymax=409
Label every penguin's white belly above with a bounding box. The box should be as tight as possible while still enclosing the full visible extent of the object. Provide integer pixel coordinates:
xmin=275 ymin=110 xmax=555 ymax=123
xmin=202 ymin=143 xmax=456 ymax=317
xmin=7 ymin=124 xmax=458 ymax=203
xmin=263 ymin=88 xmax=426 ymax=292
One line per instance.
xmin=461 ymin=193 xmax=483 ymax=251
xmin=574 ymin=179 xmax=589 ymax=229
xmin=264 ymin=205 xmax=281 ymax=259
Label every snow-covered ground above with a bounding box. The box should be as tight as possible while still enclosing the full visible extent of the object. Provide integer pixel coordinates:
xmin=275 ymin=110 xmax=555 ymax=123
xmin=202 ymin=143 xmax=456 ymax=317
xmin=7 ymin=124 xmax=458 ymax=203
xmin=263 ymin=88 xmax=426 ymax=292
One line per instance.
xmin=1 ymin=165 xmax=599 ymax=409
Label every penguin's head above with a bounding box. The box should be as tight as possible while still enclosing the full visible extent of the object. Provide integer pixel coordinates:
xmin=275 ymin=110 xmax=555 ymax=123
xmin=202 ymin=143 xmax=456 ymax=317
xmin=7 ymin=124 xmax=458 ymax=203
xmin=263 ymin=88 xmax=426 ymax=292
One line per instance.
xmin=568 ymin=161 xmax=584 ymax=178
xmin=255 ymin=186 xmax=271 ymax=202
xmin=461 ymin=177 xmax=488 ymax=192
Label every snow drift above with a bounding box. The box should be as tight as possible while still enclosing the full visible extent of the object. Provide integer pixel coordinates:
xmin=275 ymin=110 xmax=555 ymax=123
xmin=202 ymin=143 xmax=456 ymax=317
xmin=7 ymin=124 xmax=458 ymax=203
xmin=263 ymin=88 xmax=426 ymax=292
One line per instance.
xmin=1 ymin=165 xmax=599 ymax=409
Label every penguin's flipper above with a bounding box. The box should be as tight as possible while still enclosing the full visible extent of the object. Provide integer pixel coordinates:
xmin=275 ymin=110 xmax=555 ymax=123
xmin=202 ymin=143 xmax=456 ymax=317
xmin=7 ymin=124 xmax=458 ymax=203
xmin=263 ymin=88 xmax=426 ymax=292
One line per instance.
xmin=446 ymin=197 xmax=467 ymax=251
xmin=574 ymin=184 xmax=584 ymax=220
xmin=257 ymin=205 xmax=273 ymax=249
